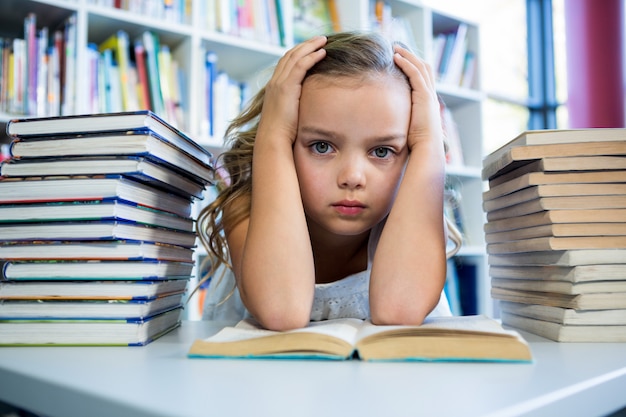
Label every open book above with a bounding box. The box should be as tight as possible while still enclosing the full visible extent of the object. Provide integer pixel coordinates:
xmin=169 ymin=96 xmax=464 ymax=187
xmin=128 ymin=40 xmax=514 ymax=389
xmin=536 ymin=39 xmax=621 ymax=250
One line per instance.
xmin=188 ymin=315 xmax=532 ymax=362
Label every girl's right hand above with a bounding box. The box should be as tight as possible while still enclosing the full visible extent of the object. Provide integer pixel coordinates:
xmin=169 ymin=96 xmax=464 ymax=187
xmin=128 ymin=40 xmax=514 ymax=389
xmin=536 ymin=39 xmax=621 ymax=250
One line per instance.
xmin=257 ymin=36 xmax=327 ymax=145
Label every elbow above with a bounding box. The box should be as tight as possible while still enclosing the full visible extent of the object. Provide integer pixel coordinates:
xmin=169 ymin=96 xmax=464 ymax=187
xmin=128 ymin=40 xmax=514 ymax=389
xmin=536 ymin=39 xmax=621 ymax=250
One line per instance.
xmin=370 ymin=304 xmax=429 ymax=326
xmin=370 ymin=291 xmax=443 ymax=326
xmin=256 ymin=313 xmax=310 ymax=331
xmin=252 ymin=304 xmax=311 ymax=331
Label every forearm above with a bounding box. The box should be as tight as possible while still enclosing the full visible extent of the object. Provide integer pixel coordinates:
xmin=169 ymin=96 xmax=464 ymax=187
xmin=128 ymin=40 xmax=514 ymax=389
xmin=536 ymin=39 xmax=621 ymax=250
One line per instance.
xmin=369 ymin=140 xmax=447 ymax=325
xmin=238 ymin=135 xmax=315 ymax=330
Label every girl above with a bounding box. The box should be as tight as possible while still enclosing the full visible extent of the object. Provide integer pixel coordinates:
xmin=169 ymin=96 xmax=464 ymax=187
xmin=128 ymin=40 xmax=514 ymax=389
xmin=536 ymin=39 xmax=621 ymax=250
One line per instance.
xmin=197 ymin=31 xmax=462 ymax=330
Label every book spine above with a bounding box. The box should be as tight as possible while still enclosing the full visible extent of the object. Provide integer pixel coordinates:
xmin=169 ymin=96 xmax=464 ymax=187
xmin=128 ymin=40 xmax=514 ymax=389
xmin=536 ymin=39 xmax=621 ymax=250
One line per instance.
xmin=205 ymin=51 xmax=218 ymax=138
xmin=142 ymin=31 xmax=165 ymax=117
xmin=134 ymin=41 xmax=152 ymax=111
xmin=25 ymin=13 xmax=37 ymax=115
xmin=62 ymin=14 xmax=77 ymax=116
xmin=35 ymin=27 xmax=48 ymax=117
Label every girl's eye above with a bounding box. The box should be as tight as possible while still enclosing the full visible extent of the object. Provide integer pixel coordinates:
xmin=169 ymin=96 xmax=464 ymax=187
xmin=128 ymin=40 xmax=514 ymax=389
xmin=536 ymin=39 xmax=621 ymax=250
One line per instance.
xmin=372 ymin=147 xmax=391 ymax=158
xmin=312 ymin=142 xmax=332 ymax=154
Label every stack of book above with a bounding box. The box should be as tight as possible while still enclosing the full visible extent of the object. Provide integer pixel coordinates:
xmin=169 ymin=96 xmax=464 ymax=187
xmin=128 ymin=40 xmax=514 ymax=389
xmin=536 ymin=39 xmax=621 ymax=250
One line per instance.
xmin=482 ymin=129 xmax=626 ymax=342
xmin=0 ymin=111 xmax=214 ymax=346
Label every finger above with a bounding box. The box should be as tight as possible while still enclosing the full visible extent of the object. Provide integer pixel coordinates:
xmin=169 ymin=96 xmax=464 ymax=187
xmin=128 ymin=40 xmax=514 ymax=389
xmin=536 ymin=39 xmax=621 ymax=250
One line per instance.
xmin=274 ymin=36 xmax=327 ymax=80
xmin=393 ymin=45 xmax=436 ymax=90
xmin=393 ymin=53 xmax=434 ymax=101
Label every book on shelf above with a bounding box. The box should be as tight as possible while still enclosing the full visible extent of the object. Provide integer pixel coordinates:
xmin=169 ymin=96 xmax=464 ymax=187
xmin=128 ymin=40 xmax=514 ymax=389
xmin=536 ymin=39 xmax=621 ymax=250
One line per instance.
xmin=6 ymin=111 xmax=211 ymax=166
xmin=99 ymin=30 xmax=139 ymax=113
xmin=488 ymin=249 xmax=626 ymax=267
xmin=0 ymin=200 xmax=194 ymax=232
xmin=0 ymin=279 xmax=189 ymax=300
xmin=197 ymin=0 xmax=283 ymax=45
xmin=8 ymin=130 xmax=215 ymax=184
xmin=293 ymin=0 xmax=335 ymax=43
xmin=439 ymin=23 xmax=468 ymax=87
xmin=0 ymin=241 xmax=194 ymax=262
xmin=482 ymin=128 xmax=626 ymax=180
xmin=0 ymin=176 xmax=193 ymax=218
xmin=204 ymin=50 xmax=218 ymax=138
xmin=139 ymin=31 xmax=165 ymax=116
xmin=88 ymin=0 xmax=192 ymax=24
xmin=500 ymin=311 xmax=626 ymax=343
xmin=2 ymin=260 xmax=194 ymax=280
xmin=0 ymin=293 xmax=184 ymax=320
xmin=491 ymin=287 xmax=626 ymax=310
xmin=133 ymin=39 xmax=152 ymax=111
xmin=499 ymin=301 xmax=626 ymax=326
xmin=0 ymin=220 xmax=197 ymax=248
xmin=1 ymin=14 xmax=66 ymax=117
xmin=188 ymin=315 xmax=532 ymax=362
xmin=0 ymin=307 xmax=182 ymax=346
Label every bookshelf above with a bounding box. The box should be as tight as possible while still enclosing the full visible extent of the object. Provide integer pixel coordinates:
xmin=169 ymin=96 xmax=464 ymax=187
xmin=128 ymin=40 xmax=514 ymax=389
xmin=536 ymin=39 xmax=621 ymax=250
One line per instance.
xmin=0 ymin=0 xmax=489 ymax=317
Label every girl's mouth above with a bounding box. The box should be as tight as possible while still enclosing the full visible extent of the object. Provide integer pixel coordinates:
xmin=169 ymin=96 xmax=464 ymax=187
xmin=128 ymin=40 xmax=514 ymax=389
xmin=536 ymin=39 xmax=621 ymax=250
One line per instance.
xmin=332 ymin=200 xmax=365 ymax=215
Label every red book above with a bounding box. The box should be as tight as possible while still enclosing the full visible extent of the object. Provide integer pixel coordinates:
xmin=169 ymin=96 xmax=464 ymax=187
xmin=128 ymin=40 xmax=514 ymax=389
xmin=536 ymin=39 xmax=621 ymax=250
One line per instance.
xmin=134 ymin=41 xmax=152 ymax=111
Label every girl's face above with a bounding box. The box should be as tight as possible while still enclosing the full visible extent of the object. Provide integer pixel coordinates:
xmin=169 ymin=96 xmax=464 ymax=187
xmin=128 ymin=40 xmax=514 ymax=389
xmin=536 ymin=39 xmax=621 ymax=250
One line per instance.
xmin=293 ymin=74 xmax=411 ymax=239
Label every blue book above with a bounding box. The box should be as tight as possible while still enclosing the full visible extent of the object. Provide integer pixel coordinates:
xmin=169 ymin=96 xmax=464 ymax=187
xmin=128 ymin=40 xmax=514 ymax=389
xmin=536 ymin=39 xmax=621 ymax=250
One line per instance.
xmin=0 ymin=307 xmax=182 ymax=346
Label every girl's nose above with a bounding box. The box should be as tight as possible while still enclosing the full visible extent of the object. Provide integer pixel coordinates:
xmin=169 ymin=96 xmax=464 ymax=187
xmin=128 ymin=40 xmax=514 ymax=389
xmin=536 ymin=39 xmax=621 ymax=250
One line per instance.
xmin=337 ymin=157 xmax=366 ymax=189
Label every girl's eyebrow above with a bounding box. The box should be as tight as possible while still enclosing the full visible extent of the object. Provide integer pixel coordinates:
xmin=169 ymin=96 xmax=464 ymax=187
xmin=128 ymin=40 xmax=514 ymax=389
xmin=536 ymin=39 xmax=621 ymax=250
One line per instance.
xmin=299 ymin=126 xmax=405 ymax=144
xmin=299 ymin=126 xmax=337 ymax=138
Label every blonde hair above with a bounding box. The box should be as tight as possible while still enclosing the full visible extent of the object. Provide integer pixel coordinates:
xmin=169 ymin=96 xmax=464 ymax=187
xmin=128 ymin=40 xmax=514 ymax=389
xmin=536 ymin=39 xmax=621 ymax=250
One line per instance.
xmin=196 ymin=31 xmax=462 ymax=294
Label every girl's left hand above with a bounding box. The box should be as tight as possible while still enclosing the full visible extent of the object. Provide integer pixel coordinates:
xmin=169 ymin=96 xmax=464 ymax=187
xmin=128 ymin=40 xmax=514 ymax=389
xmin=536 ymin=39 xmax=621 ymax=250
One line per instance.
xmin=392 ymin=45 xmax=444 ymax=153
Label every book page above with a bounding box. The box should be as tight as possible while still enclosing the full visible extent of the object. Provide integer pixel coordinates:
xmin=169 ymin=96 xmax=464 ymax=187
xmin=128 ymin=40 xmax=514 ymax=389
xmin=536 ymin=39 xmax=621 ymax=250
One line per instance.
xmin=356 ymin=315 xmax=519 ymax=342
xmin=204 ymin=318 xmax=364 ymax=345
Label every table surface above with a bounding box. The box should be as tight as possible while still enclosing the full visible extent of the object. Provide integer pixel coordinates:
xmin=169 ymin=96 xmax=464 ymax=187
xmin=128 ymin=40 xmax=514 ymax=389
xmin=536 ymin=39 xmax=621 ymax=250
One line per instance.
xmin=1 ymin=320 xmax=625 ymax=417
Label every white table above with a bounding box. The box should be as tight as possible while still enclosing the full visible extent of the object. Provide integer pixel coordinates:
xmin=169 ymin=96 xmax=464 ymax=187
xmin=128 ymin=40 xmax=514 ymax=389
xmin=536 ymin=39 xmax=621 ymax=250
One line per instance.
xmin=1 ymin=320 xmax=625 ymax=417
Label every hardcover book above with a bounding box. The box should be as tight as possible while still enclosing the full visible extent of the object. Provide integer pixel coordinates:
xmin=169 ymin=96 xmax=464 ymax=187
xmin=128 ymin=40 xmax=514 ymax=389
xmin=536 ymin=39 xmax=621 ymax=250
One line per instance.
xmin=0 ymin=200 xmax=194 ymax=232
xmin=8 ymin=130 xmax=214 ymax=184
xmin=6 ymin=110 xmax=211 ymax=166
xmin=0 ymin=176 xmax=192 ymax=218
xmin=0 ymin=241 xmax=194 ymax=262
xmin=491 ymin=287 xmax=626 ymax=310
xmin=488 ymin=249 xmax=626 ymax=267
xmin=482 ymin=184 xmax=626 ymax=212
xmin=482 ymin=129 xmax=626 ymax=180
xmin=0 ymin=279 xmax=189 ymax=300
xmin=0 ymin=294 xmax=184 ymax=319
xmin=483 ymin=171 xmax=626 ymax=201
xmin=491 ymin=277 xmax=626 ymax=295
xmin=0 ymin=307 xmax=182 ymax=346
xmin=500 ymin=311 xmax=626 ymax=343
xmin=0 ymin=221 xmax=197 ymax=248
xmin=188 ymin=315 xmax=532 ymax=362
xmin=484 ymin=210 xmax=626 ymax=234
xmin=485 ymin=196 xmax=626 ymax=221
xmin=489 ymin=264 xmax=626 ymax=282
xmin=1 ymin=156 xmax=207 ymax=199
xmin=500 ymin=301 xmax=626 ymax=326
xmin=2 ymin=260 xmax=194 ymax=280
